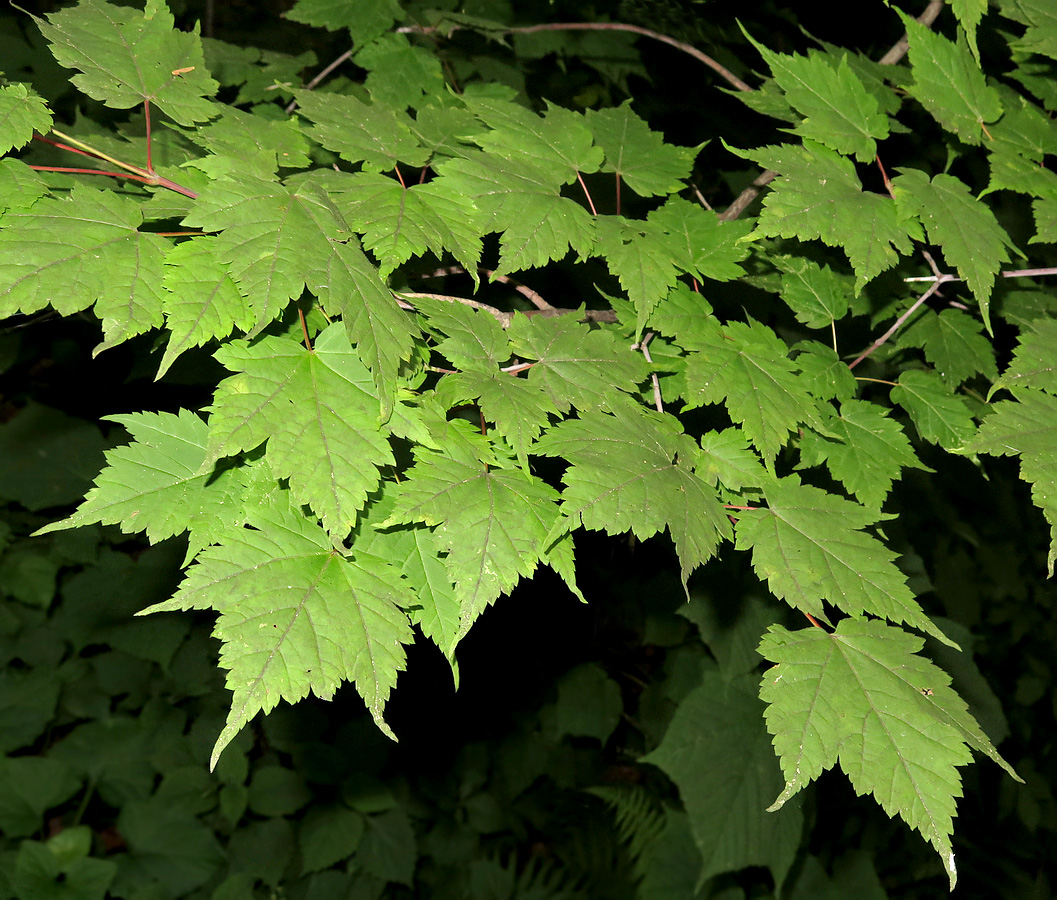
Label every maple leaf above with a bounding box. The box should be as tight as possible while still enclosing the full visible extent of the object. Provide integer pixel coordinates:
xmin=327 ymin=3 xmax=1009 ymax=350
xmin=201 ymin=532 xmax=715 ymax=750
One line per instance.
xmin=759 ymin=618 xmax=1019 ymax=888
xmin=900 ymin=9 xmax=1002 ymax=144
xmin=647 ymin=197 xmax=753 ymax=283
xmin=966 ymin=387 xmax=1057 ymax=574
xmin=798 ymin=400 xmax=928 ymax=509
xmin=0 ymin=184 xmax=167 ymax=350
xmin=358 ymin=34 xmax=445 ymax=109
xmin=900 ymin=308 xmax=998 ymax=387
xmin=158 ymin=236 xmax=255 ymax=377
xmin=893 ymin=169 xmax=1014 ymax=328
xmin=506 ymin=314 xmax=650 ymax=414
xmin=0 ymin=84 xmax=52 ymax=155
xmin=643 ymin=672 xmax=803 ymax=889
xmin=34 ymin=0 xmax=218 ymax=126
xmin=736 ymin=141 xmax=920 ymax=290
xmin=382 ymin=451 xmax=567 ymax=648
xmin=413 ymin=295 xmax=509 ymax=372
xmin=436 ymin=150 xmax=596 ymax=277
xmin=793 ymin=343 xmax=857 ymax=405
xmin=206 ymin=324 xmax=395 ymax=537
xmin=682 ymin=318 xmax=825 ymax=465
xmin=890 ymin=370 xmax=976 ymax=448
xmin=535 ymin=397 xmax=732 ymax=587
xmin=991 ymin=315 xmax=1057 ymax=396
xmin=774 ymin=256 xmax=852 ymax=329
xmin=316 ymin=170 xmax=482 ymax=277
xmin=735 ymin=476 xmax=951 ymax=644
xmin=144 ymin=493 xmax=416 ymax=768
xmin=748 ymin=36 xmax=889 ymax=161
xmin=286 ymin=0 xmax=401 ymax=47
xmin=586 ymin=101 xmax=697 ymax=197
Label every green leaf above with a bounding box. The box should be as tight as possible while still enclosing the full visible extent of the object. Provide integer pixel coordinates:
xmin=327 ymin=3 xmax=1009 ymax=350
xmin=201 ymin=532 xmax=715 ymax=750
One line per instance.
xmin=798 ymin=400 xmax=928 ymax=509
xmin=900 ymin=9 xmax=1002 ymax=143
xmin=36 ymin=409 xmax=233 ymax=545
xmin=413 ymin=294 xmax=509 ymax=372
xmin=287 ymin=0 xmax=401 ymax=46
xmin=991 ymin=315 xmax=1057 ymax=395
xmin=586 ymin=101 xmax=697 ymax=197
xmin=643 ymin=672 xmax=803 ymax=889
xmin=735 ymin=477 xmax=951 ymax=644
xmin=358 ymin=33 xmax=445 ymax=109
xmin=0 ymin=758 xmax=81 ymax=839
xmin=158 ymin=236 xmax=255 ymax=376
xmin=952 ymin=0 xmax=988 ymax=62
xmin=965 ymin=387 xmax=1057 ymax=573
xmin=695 ymin=427 xmax=772 ymax=492
xmin=893 ymin=169 xmax=1013 ymax=327
xmin=382 ymin=450 xmax=566 ymax=647
xmin=759 ymin=618 xmax=1019 ymax=888
xmin=436 ymin=150 xmax=596 ymax=276
xmin=293 ymin=90 xmax=430 ymax=171
xmin=535 ymin=397 xmax=732 ymax=586
xmin=647 ymin=196 xmax=753 ymax=283
xmin=145 ymin=492 xmax=415 ymax=767
xmin=299 ymin=806 xmax=365 ymax=875
xmin=737 ymin=141 xmax=919 ymax=290
xmin=900 ymin=308 xmax=998 ymax=387
xmin=774 ymin=256 xmax=853 ymax=329
xmin=317 ymin=170 xmax=482 ymax=277
xmin=35 ymin=0 xmax=218 ymax=126
xmin=748 ymin=37 xmax=889 ymax=161
xmin=207 ymin=324 xmax=394 ymax=537
xmin=0 ymin=185 xmax=167 ymax=348
xmin=0 ymin=83 xmax=52 ymax=154
xmin=506 ymin=314 xmax=650 ymax=414
xmin=1002 ymin=0 xmax=1057 ymax=60
xmin=890 ymin=369 xmax=977 ymax=448
xmin=683 ymin=318 xmax=825 ymax=464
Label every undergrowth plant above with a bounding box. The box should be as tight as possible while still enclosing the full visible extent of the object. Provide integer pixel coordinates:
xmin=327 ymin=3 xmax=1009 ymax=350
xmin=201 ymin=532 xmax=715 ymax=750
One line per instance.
xmin=2 ymin=0 xmax=1056 ymax=893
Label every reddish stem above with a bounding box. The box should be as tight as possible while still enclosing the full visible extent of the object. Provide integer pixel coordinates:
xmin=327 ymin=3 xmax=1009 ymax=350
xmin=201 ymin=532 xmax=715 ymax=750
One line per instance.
xmin=298 ymin=309 xmax=313 ymax=351
xmin=576 ymin=171 xmax=598 ymax=216
xmin=144 ymin=100 xmax=154 ymax=174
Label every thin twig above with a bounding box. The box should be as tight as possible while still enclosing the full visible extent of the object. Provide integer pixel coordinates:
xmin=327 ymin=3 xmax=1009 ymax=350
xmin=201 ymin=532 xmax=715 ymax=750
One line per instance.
xmin=414 ymin=265 xmax=555 ymax=310
xmin=396 ymin=291 xmax=514 ymax=327
xmin=878 ymin=0 xmax=944 ymax=65
xmin=632 ymin=332 xmax=664 ymax=412
xmin=398 ymin=20 xmax=754 ymax=93
xmin=847 ymin=274 xmax=954 ymax=369
xmin=904 ymin=266 xmax=1057 ymax=282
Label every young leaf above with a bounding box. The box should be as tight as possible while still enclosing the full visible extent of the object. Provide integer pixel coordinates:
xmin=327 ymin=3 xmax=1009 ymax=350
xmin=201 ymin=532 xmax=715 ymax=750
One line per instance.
xmin=643 ymin=672 xmax=803 ymax=889
xmin=683 ymin=318 xmax=825 ymax=465
xmin=736 ymin=141 xmax=919 ymax=290
xmin=900 ymin=9 xmax=1002 ymax=144
xmin=143 ymin=492 xmax=416 ymax=769
xmin=735 ymin=476 xmax=951 ymax=644
xmin=0 ymin=83 xmax=52 ymax=154
xmin=535 ymin=397 xmax=732 ymax=587
xmin=747 ymin=37 xmax=889 ymax=161
xmin=206 ymin=324 xmax=395 ymax=537
xmin=798 ymin=400 xmax=927 ymax=509
xmin=35 ymin=0 xmax=218 ymax=126
xmin=893 ymin=169 xmax=1014 ymax=327
xmin=586 ymin=101 xmax=697 ymax=197
xmin=890 ymin=370 xmax=977 ymax=448
xmin=759 ymin=618 xmax=1019 ymax=888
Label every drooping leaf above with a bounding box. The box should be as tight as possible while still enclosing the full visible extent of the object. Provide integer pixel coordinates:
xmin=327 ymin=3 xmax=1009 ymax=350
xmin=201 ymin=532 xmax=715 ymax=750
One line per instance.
xmin=735 ymin=476 xmax=951 ymax=644
xmin=35 ymin=0 xmax=218 ymax=126
xmin=144 ymin=492 xmax=415 ymax=768
xmin=206 ymin=324 xmax=394 ymax=537
xmin=535 ymin=397 xmax=732 ymax=586
xmin=759 ymin=618 xmax=1019 ymax=888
